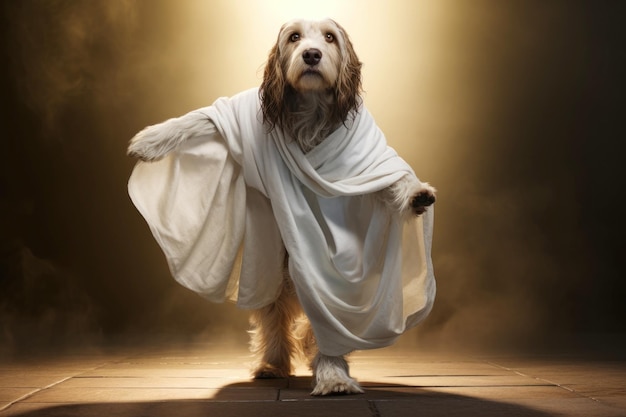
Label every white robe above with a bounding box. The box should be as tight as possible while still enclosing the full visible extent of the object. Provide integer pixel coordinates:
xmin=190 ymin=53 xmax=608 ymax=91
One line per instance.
xmin=128 ymin=87 xmax=436 ymax=355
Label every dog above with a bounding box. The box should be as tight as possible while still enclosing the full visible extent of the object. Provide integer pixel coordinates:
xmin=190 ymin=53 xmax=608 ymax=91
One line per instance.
xmin=128 ymin=18 xmax=436 ymax=396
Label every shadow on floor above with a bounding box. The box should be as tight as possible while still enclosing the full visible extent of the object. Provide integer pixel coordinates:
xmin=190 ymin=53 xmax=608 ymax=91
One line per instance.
xmin=5 ymin=381 xmax=558 ymax=417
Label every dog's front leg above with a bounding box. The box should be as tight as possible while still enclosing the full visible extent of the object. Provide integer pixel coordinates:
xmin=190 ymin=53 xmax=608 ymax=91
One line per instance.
xmin=127 ymin=109 xmax=218 ymax=161
xmin=382 ymin=174 xmax=436 ymax=218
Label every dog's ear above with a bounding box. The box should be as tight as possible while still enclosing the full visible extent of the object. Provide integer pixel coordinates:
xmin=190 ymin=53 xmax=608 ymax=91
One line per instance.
xmin=260 ymin=37 xmax=286 ymax=131
xmin=332 ymin=20 xmax=362 ymax=121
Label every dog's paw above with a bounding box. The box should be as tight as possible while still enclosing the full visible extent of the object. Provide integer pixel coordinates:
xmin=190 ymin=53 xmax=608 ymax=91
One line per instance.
xmin=127 ymin=148 xmax=159 ymax=162
xmin=310 ymin=353 xmax=363 ymax=396
xmin=126 ymin=127 xmax=167 ymax=162
xmin=311 ymin=375 xmax=363 ymax=396
xmin=411 ymin=185 xmax=436 ymax=216
xmin=253 ymin=365 xmax=290 ymax=379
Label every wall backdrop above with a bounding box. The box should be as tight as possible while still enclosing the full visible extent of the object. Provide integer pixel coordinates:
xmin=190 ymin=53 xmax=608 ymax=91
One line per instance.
xmin=1 ymin=0 xmax=624 ymax=353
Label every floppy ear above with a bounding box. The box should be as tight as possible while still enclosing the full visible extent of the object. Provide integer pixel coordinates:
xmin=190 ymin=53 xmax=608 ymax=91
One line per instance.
xmin=332 ymin=20 xmax=362 ymax=121
xmin=259 ymin=37 xmax=286 ymax=131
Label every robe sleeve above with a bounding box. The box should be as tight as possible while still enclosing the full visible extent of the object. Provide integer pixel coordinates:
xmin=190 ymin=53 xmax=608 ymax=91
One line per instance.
xmin=128 ymin=128 xmax=246 ymax=302
xmin=128 ymin=88 xmax=285 ymax=308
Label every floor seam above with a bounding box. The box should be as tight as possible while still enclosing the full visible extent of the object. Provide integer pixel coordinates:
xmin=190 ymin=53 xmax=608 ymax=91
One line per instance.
xmin=0 ymin=358 xmax=129 ymax=412
xmin=0 ymin=376 xmax=72 ymax=412
xmin=485 ymin=360 xmax=604 ymax=404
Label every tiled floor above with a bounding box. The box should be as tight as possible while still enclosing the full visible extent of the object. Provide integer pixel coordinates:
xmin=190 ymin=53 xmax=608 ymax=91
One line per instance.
xmin=1 ymin=341 xmax=624 ymax=417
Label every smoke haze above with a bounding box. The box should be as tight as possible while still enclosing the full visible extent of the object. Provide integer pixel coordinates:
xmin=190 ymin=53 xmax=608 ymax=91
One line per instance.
xmin=1 ymin=0 xmax=624 ymax=355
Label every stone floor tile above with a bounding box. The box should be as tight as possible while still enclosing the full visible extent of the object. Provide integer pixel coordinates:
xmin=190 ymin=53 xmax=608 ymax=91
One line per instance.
xmin=0 ymin=375 xmax=71 ymax=389
xmin=486 ymin=359 xmax=626 ymax=410
xmin=21 ymin=386 xmax=278 ymax=403
xmin=78 ymin=367 xmax=250 ymax=378
xmin=509 ymin=397 xmax=626 ymax=417
xmin=58 ymin=376 xmax=288 ymax=389
xmin=422 ymin=385 xmax=581 ymax=400
xmin=1 ymin=399 xmax=375 ymax=417
xmin=373 ymin=396 xmax=548 ymax=417
xmin=357 ymin=374 xmax=549 ymax=387
xmin=0 ymin=389 xmax=36 ymax=402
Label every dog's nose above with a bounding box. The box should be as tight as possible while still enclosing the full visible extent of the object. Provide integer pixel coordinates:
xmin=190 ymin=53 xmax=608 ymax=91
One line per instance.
xmin=302 ymin=48 xmax=322 ymax=66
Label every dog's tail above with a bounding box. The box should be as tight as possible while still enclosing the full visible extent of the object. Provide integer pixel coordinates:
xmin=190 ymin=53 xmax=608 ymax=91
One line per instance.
xmin=127 ymin=110 xmax=217 ymax=161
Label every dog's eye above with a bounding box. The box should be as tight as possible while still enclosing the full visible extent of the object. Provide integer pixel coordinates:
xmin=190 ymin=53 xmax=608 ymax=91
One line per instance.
xmin=325 ymin=33 xmax=335 ymax=43
xmin=290 ymin=33 xmax=300 ymax=42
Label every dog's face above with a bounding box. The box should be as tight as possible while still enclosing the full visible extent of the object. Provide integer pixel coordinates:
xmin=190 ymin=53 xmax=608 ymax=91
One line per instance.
xmin=260 ymin=19 xmax=362 ymax=134
xmin=277 ymin=19 xmax=343 ymax=92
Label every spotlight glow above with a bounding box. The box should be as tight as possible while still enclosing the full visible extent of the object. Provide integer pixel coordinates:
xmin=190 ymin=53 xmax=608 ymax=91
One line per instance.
xmin=163 ymin=0 xmax=450 ymax=168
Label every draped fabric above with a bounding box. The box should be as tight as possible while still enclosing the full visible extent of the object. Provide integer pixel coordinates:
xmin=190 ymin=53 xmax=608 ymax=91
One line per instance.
xmin=128 ymin=88 xmax=435 ymax=355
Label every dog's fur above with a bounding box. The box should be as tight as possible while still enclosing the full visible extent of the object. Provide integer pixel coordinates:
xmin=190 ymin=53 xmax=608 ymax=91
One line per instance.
xmin=128 ymin=18 xmax=435 ymax=396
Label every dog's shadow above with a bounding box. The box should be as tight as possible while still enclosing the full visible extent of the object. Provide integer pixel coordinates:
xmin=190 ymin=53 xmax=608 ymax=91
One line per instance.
xmin=7 ymin=377 xmax=557 ymax=417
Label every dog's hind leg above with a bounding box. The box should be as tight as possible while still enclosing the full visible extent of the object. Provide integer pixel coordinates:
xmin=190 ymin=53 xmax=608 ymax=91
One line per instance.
xmin=311 ymin=352 xmax=363 ymax=395
xmin=249 ymin=279 xmax=300 ymax=378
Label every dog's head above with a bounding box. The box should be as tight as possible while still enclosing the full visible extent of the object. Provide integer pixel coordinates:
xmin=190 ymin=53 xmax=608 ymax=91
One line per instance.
xmin=260 ymin=19 xmax=362 ymax=131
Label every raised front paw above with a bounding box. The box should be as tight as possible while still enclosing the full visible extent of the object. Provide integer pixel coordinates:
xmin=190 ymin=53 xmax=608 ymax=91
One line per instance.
xmin=126 ymin=129 xmax=165 ymax=162
xmin=411 ymin=188 xmax=436 ymax=216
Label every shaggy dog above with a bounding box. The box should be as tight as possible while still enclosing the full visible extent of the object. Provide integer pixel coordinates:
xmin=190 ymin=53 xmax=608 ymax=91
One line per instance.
xmin=128 ymin=18 xmax=436 ymax=396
